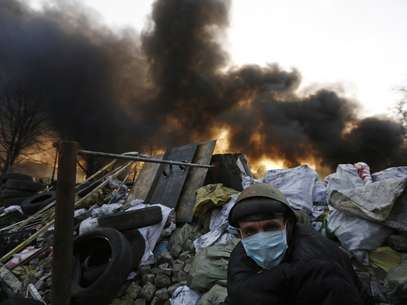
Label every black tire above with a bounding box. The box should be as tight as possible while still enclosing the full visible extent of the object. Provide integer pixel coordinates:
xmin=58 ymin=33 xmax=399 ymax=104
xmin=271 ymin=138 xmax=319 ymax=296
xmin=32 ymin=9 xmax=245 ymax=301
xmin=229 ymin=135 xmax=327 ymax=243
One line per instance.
xmin=0 ymin=174 xmax=33 ymax=185
xmin=0 ymin=297 xmax=43 ymax=305
xmin=20 ymin=191 xmax=56 ymax=215
xmin=0 ymin=190 xmax=35 ymax=200
xmin=1 ymin=197 xmax=29 ymax=207
xmin=98 ymin=206 xmax=162 ymax=231
xmin=81 ymin=262 xmax=108 ymax=285
xmin=122 ymin=229 xmax=146 ymax=269
xmin=4 ymin=180 xmax=44 ymax=192
xmin=71 ymin=228 xmax=133 ymax=305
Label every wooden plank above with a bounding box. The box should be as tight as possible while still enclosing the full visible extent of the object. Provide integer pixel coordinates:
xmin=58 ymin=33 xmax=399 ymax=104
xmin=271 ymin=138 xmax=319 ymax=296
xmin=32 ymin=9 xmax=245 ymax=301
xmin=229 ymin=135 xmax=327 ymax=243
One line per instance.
xmin=176 ymin=140 xmax=216 ymax=223
xmin=147 ymin=144 xmax=198 ymax=208
xmin=205 ymin=153 xmax=245 ymax=191
xmin=128 ymin=154 xmax=163 ymax=202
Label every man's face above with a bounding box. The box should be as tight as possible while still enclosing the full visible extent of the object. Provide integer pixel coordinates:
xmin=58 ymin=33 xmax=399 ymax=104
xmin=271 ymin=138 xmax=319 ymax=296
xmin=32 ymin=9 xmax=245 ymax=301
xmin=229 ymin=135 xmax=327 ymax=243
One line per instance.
xmin=238 ymin=217 xmax=285 ymax=239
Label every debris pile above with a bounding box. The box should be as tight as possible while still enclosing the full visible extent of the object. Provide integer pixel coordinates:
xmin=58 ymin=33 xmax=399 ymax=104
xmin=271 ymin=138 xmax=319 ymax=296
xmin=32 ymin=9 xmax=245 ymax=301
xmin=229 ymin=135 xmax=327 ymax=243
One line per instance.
xmin=0 ymin=142 xmax=407 ymax=305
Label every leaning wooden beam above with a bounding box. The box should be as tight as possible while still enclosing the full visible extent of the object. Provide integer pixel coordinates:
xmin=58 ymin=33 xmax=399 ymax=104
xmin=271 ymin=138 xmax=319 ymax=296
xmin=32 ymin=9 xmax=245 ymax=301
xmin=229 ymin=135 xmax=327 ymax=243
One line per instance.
xmin=52 ymin=141 xmax=77 ymax=305
xmin=0 ymin=162 xmax=132 ymax=264
xmin=0 ymin=160 xmax=117 ymax=233
xmin=79 ymin=149 xmax=213 ymax=168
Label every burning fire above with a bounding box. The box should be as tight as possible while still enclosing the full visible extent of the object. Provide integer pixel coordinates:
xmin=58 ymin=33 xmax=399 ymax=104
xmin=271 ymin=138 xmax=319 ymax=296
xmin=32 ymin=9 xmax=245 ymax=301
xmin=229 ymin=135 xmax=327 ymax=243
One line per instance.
xmin=211 ymin=127 xmax=326 ymax=176
xmin=213 ymin=127 xmax=231 ymax=154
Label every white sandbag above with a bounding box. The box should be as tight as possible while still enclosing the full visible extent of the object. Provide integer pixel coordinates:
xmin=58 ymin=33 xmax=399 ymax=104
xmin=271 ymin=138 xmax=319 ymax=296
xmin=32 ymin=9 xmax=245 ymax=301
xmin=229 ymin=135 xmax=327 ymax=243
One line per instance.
xmin=170 ymin=286 xmax=201 ymax=305
xmin=312 ymin=181 xmax=327 ymax=205
xmin=209 ymin=194 xmax=238 ymax=231
xmin=372 ymin=166 xmax=407 ymax=182
xmin=330 ymin=177 xmax=407 ymax=222
xmin=327 ymin=207 xmax=391 ymax=252
xmin=90 ymin=203 xmax=122 ymax=217
xmin=79 ymin=217 xmax=99 ymax=235
xmin=325 ymin=164 xmax=365 ymax=197
xmin=262 ymin=165 xmax=318 ymax=212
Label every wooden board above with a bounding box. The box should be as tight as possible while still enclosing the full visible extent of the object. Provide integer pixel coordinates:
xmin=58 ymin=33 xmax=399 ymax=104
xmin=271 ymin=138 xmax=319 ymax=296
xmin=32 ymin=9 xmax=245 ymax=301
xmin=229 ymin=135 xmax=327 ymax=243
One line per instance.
xmin=176 ymin=140 xmax=216 ymax=223
xmin=146 ymin=144 xmax=198 ymax=208
xmin=128 ymin=154 xmax=163 ymax=202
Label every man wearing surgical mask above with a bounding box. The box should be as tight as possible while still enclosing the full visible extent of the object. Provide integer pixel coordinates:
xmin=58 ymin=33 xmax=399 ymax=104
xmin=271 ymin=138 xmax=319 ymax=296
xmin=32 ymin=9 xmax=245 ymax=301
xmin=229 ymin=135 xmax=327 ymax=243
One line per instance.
xmin=225 ymin=183 xmax=370 ymax=305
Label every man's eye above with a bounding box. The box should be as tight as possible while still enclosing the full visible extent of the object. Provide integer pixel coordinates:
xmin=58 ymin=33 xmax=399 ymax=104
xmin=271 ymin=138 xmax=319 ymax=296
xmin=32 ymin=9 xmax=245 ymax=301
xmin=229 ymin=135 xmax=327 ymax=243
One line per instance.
xmin=263 ymin=225 xmax=280 ymax=232
xmin=243 ymin=230 xmax=255 ymax=237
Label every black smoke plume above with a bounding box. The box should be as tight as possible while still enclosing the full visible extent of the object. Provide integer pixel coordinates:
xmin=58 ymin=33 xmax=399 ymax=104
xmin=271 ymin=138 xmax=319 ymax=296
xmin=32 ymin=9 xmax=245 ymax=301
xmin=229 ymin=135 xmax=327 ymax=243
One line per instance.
xmin=0 ymin=0 xmax=406 ymax=171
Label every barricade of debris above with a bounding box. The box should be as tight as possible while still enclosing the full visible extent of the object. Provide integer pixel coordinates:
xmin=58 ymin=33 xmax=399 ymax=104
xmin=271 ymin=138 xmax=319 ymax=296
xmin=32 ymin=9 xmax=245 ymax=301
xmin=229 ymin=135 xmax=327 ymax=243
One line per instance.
xmin=0 ymin=140 xmax=406 ymax=305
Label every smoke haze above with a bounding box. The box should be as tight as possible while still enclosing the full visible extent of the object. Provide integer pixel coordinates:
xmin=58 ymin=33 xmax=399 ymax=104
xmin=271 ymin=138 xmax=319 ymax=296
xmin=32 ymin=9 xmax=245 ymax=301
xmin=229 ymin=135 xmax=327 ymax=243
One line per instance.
xmin=0 ymin=0 xmax=405 ymax=171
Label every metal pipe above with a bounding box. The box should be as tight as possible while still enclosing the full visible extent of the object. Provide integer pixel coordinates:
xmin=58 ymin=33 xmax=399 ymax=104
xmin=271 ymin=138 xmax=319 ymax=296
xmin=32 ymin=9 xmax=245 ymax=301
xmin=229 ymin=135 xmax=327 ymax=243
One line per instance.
xmin=78 ymin=149 xmax=213 ymax=168
xmin=52 ymin=141 xmax=78 ymax=305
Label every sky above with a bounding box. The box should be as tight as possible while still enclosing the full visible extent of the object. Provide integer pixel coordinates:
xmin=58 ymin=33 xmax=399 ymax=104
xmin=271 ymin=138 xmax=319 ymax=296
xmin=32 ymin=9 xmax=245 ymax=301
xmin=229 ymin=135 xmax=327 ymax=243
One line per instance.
xmin=28 ymin=0 xmax=407 ymax=117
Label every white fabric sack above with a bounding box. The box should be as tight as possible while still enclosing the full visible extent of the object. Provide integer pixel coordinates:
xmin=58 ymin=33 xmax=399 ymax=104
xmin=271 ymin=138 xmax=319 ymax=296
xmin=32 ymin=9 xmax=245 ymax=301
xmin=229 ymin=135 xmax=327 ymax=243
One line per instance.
xmin=372 ymin=166 xmax=407 ymax=182
xmin=262 ymin=165 xmax=318 ymax=212
xmin=170 ymin=286 xmax=201 ymax=305
xmin=330 ymin=177 xmax=407 ymax=222
xmin=90 ymin=203 xmax=122 ymax=218
xmin=325 ymin=164 xmax=365 ymax=198
xmin=327 ymin=207 xmax=392 ymax=252
xmin=79 ymin=217 xmax=99 ymax=235
xmin=193 ymin=195 xmax=238 ymax=252
xmin=127 ymin=200 xmax=173 ymax=265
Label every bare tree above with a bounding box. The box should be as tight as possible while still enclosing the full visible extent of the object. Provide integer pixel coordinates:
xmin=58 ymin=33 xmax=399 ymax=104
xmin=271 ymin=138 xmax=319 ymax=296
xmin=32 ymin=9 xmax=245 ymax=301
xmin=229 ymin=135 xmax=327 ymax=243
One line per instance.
xmin=0 ymin=91 xmax=48 ymax=174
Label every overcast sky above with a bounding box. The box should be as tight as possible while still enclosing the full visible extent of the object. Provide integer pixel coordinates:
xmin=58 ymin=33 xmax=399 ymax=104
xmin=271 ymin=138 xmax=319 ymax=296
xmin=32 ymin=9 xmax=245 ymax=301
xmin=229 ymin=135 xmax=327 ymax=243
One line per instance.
xmin=29 ymin=0 xmax=407 ymax=116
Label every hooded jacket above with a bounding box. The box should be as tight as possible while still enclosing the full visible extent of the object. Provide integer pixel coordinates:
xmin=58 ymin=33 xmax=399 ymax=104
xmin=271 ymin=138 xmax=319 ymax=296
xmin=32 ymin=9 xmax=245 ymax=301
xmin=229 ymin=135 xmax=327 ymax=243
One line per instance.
xmin=226 ymin=224 xmax=370 ymax=305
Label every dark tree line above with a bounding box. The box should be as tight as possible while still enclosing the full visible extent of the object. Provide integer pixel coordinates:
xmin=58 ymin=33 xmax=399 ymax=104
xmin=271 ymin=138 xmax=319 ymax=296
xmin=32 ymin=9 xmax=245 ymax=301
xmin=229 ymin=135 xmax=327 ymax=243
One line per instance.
xmin=0 ymin=90 xmax=48 ymax=174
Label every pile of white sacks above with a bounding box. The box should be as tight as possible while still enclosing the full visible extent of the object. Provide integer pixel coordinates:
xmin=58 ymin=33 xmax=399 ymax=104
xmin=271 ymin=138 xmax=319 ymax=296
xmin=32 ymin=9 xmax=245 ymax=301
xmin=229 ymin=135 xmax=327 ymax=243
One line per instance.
xmin=243 ymin=163 xmax=407 ymax=263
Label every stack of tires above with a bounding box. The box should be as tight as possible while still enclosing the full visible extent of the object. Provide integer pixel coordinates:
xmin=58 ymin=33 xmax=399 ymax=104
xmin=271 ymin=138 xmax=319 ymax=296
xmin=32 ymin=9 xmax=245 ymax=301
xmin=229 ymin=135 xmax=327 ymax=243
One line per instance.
xmin=0 ymin=174 xmax=44 ymax=207
xmin=0 ymin=173 xmax=47 ymax=214
xmin=71 ymin=207 xmax=163 ymax=305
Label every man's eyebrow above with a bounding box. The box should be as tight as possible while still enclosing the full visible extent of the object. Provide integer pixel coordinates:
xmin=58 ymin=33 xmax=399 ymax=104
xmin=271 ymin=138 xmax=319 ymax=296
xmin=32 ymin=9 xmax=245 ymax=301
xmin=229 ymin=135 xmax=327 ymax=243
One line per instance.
xmin=241 ymin=225 xmax=257 ymax=231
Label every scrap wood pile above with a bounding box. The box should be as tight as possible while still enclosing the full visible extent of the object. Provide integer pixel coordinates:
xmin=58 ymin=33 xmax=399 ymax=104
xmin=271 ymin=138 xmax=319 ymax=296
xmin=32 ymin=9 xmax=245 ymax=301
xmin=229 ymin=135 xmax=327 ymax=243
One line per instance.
xmin=0 ymin=141 xmax=406 ymax=305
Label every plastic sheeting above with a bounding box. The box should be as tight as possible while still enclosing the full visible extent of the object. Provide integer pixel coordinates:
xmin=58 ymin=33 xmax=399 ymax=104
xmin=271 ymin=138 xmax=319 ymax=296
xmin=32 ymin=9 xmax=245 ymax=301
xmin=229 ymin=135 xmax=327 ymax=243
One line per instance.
xmin=325 ymin=164 xmax=366 ymax=197
xmin=312 ymin=181 xmax=328 ymax=205
xmin=78 ymin=217 xmax=99 ymax=235
xmin=90 ymin=203 xmax=122 ymax=217
xmin=325 ymin=163 xmax=407 ymax=255
xmin=327 ymin=163 xmax=407 ymax=222
xmin=327 ymin=207 xmax=391 ymax=252
xmin=262 ymin=165 xmax=319 ymax=213
xmin=3 ymin=205 xmax=23 ymax=215
xmin=193 ymin=194 xmax=239 ymax=252
xmin=372 ymin=166 xmax=407 ymax=182
xmin=127 ymin=200 xmax=173 ymax=265
xmin=330 ymin=177 xmax=407 ymax=222
xmin=78 ymin=203 xmax=123 ymax=235
xmin=170 ymin=286 xmax=201 ymax=305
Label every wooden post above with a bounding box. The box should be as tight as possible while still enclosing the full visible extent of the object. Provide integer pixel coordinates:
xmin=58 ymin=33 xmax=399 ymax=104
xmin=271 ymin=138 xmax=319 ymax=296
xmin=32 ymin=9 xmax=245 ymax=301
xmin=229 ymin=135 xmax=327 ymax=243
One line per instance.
xmin=52 ymin=141 xmax=78 ymax=305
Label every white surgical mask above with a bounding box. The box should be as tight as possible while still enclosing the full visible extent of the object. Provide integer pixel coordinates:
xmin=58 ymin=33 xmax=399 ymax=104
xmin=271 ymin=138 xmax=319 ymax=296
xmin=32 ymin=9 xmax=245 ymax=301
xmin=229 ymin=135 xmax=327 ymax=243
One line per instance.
xmin=241 ymin=226 xmax=288 ymax=269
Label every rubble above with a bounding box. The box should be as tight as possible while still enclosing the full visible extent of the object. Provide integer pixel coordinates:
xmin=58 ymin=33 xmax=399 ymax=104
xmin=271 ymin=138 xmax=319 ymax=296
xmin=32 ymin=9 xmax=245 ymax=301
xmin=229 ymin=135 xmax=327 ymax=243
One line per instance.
xmin=1 ymin=144 xmax=407 ymax=304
